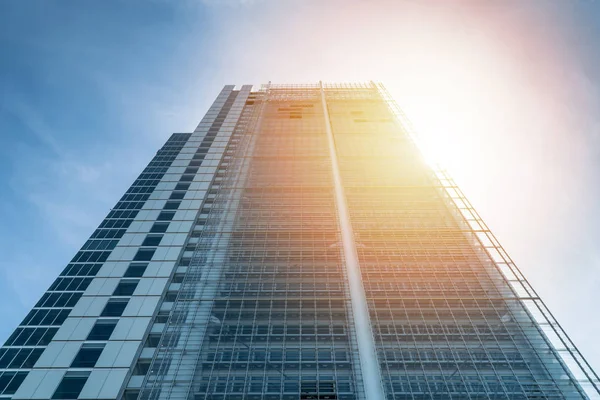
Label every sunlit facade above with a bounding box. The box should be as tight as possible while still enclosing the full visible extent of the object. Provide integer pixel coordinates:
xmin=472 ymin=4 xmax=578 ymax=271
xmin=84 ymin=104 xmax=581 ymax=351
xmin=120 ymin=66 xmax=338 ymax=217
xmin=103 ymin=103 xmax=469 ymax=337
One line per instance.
xmin=1 ymin=83 xmax=598 ymax=400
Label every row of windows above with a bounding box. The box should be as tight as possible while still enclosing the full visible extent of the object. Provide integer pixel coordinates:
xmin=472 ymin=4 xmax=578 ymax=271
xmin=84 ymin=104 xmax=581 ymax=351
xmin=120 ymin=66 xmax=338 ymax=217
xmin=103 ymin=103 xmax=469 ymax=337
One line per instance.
xmin=80 ymin=239 xmax=119 ymax=252
xmin=48 ymin=277 xmax=93 ymax=292
xmin=140 ymin=166 xmax=169 ymax=174
xmin=4 ymin=327 xmax=58 ymax=347
xmin=380 ymin=349 xmax=526 ymax=363
xmin=205 ymin=349 xmax=349 ymax=363
xmin=118 ymin=193 xmax=150 ymax=202
xmin=213 ymin=311 xmax=347 ymax=322
xmin=222 ymin=265 xmax=343 ymax=273
xmin=21 ymin=309 xmax=70 ymax=327
xmin=169 ymin=133 xmax=192 ymax=141
xmin=145 ymin=156 xmax=179 ymax=163
xmin=90 ymin=227 xmax=126 ymax=239
xmin=35 ymin=292 xmax=82 ymax=308
xmin=211 ymin=325 xmax=346 ymax=336
xmin=125 ymin=186 xmax=154 ymax=195
xmin=98 ymin=218 xmax=132 ymax=229
xmin=382 ymin=377 xmax=551 ymax=395
xmin=131 ymin=178 xmax=161 ymax=187
xmin=163 ymin=139 xmax=190 ymax=146
xmin=155 ymin=150 xmax=181 ymax=156
xmin=153 ymin=152 xmax=181 ymax=159
xmin=213 ymin=299 xmax=347 ymax=309
xmin=0 ymin=347 xmax=44 ymax=369
xmin=375 ymin=324 xmax=508 ymax=336
xmin=0 ymin=371 xmax=28 ymax=395
xmin=59 ymin=263 xmax=102 ymax=277
xmin=113 ymin=201 xmax=146 ymax=210
xmin=69 ymin=250 xmax=111 ymax=264
xmin=368 ymin=298 xmax=512 ymax=309
xmin=196 ymin=378 xmax=351 ymax=395
xmin=106 ymin=209 xmax=140 ymax=220
xmin=222 ymin=283 xmax=343 ymax=291
xmin=136 ymin=172 xmax=166 ymax=180
xmin=145 ymin=161 xmax=172 ymax=169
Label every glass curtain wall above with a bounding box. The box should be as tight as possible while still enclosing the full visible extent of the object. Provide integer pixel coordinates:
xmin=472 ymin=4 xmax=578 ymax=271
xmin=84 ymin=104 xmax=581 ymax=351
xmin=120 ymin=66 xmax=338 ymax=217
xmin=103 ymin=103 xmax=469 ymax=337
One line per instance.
xmin=191 ymin=86 xmax=364 ymax=400
xmin=326 ymin=84 xmax=587 ymax=399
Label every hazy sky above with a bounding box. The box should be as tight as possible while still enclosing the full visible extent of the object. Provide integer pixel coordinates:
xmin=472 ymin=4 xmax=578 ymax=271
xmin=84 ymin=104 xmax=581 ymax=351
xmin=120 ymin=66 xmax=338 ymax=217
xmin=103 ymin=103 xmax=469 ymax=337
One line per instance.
xmin=1 ymin=0 xmax=599 ymax=375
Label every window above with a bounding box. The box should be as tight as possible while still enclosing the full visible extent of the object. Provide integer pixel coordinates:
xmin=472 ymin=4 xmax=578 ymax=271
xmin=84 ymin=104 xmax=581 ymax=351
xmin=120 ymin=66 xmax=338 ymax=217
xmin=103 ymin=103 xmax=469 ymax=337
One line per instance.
xmin=0 ymin=349 xmax=17 ymax=369
xmin=51 ymin=372 xmax=90 ymax=399
xmin=122 ymin=390 xmax=140 ymax=400
xmin=150 ymin=222 xmax=169 ymax=233
xmin=174 ymin=183 xmax=190 ymax=191
xmin=164 ymin=292 xmax=178 ymax=302
xmin=101 ymin=299 xmax=129 ymax=317
xmin=22 ymin=348 xmax=44 ymax=368
xmin=6 ymin=327 xmax=57 ymax=346
xmin=70 ymin=344 xmax=104 ymax=368
xmin=141 ymin=235 xmax=162 ymax=247
xmin=133 ymin=248 xmax=155 ymax=261
xmin=124 ymin=263 xmax=147 ymax=278
xmin=113 ymin=280 xmax=139 ymax=296
xmin=133 ymin=360 xmax=151 ymax=375
xmin=178 ymin=258 xmax=191 ymax=266
xmin=86 ymin=320 xmax=117 ymax=340
xmin=154 ymin=312 xmax=169 ymax=323
xmin=1 ymin=348 xmax=43 ymax=369
xmin=0 ymin=371 xmax=28 ymax=395
xmin=23 ymin=309 xmax=70 ymax=326
xmin=157 ymin=211 xmax=175 ymax=221
xmin=169 ymin=191 xmax=185 ymax=200
xmin=145 ymin=334 xmax=161 ymax=348
xmin=163 ymin=201 xmax=181 ymax=210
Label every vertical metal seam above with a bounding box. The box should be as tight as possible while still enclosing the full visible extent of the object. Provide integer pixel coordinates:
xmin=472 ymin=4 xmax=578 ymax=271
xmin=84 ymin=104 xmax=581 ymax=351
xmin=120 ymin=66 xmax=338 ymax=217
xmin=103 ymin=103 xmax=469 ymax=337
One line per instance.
xmin=319 ymin=81 xmax=385 ymax=400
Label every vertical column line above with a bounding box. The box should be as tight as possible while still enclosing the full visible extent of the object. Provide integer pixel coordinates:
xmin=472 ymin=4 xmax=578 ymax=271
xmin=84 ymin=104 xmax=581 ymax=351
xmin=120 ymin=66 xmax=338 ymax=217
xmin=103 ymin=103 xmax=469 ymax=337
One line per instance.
xmin=319 ymin=82 xmax=385 ymax=400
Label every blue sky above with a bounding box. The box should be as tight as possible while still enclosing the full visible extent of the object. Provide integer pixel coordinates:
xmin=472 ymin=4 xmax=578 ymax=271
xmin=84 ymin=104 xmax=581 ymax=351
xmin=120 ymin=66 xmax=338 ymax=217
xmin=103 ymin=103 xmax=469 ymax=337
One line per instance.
xmin=1 ymin=0 xmax=600 ymax=375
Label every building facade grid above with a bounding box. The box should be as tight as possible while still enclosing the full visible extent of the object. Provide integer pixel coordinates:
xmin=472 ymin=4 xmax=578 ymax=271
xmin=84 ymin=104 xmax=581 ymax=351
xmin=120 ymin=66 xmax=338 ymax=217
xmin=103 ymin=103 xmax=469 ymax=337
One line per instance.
xmin=0 ymin=83 xmax=598 ymax=400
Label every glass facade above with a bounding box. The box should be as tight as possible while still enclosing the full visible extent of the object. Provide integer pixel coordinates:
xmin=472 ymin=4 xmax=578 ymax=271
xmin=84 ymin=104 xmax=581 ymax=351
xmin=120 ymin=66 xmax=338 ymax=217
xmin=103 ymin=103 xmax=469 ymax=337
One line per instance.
xmin=1 ymin=83 xmax=598 ymax=400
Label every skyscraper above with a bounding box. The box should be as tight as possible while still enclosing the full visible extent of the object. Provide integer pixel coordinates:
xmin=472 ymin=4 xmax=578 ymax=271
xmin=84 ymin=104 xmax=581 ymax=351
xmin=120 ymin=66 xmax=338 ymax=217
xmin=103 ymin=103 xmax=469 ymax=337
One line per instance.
xmin=1 ymin=82 xmax=598 ymax=400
